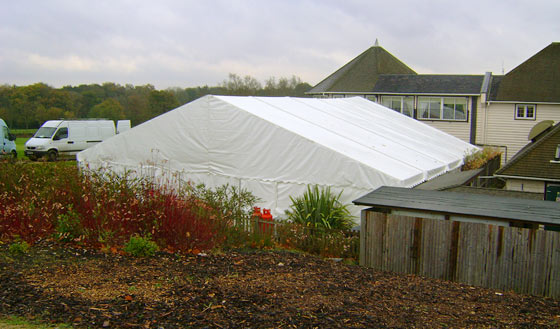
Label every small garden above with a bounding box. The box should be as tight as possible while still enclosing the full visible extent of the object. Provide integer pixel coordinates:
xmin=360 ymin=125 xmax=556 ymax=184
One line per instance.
xmin=0 ymin=161 xmax=358 ymax=259
xmin=1 ymin=161 xmax=560 ymax=328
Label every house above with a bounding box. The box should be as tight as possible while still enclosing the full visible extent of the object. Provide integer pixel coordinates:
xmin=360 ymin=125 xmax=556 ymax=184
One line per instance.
xmin=307 ymin=42 xmax=560 ymax=162
xmin=494 ymin=121 xmax=560 ymax=196
xmin=77 ymin=95 xmax=477 ymax=220
xmin=479 ymin=42 xmax=560 ymax=162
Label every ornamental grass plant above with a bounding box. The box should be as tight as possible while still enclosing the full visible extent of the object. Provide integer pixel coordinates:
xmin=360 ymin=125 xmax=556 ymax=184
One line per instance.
xmin=285 ymin=185 xmax=354 ymax=231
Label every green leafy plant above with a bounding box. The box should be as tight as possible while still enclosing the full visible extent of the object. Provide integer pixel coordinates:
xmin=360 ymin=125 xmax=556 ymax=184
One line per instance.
xmin=8 ymin=240 xmax=30 ymax=256
xmin=285 ymin=185 xmax=354 ymax=231
xmin=124 ymin=235 xmax=159 ymax=257
xmin=55 ymin=209 xmax=84 ymax=242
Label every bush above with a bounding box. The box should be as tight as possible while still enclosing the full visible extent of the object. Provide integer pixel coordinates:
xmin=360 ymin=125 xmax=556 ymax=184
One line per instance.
xmin=124 ymin=235 xmax=159 ymax=257
xmin=0 ymin=162 xmax=263 ymax=254
xmin=462 ymin=147 xmax=502 ymax=170
xmin=8 ymin=241 xmax=30 ymax=256
xmin=285 ymin=185 xmax=354 ymax=231
xmin=55 ymin=209 xmax=84 ymax=242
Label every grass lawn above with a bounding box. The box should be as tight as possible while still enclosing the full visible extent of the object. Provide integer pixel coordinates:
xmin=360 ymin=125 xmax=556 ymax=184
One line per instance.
xmin=11 ymin=129 xmax=36 ymax=136
xmin=15 ymin=137 xmax=29 ymax=159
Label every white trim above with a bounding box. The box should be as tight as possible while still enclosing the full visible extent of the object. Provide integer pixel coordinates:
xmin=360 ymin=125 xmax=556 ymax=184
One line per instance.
xmin=372 ymin=92 xmax=480 ymax=96
xmin=515 ymin=104 xmax=536 ymax=120
xmin=307 ymin=91 xmax=481 ymax=96
xmin=417 ymin=96 xmax=468 ymax=121
xmin=494 ymin=174 xmax=560 ymax=183
xmin=488 ymin=100 xmax=560 ymax=105
xmin=305 ymin=91 xmax=378 ymax=95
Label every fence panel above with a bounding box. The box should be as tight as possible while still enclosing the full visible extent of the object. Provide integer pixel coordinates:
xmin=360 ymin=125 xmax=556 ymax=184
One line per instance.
xmin=360 ymin=211 xmax=560 ymax=298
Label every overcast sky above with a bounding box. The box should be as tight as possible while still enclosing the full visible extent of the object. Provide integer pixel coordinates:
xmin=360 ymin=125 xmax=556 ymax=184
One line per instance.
xmin=1 ymin=0 xmax=558 ymax=89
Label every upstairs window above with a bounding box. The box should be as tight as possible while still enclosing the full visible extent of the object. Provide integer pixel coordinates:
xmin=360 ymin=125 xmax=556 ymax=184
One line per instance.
xmin=380 ymin=96 xmax=414 ymax=117
xmin=418 ymin=97 xmax=467 ymax=121
xmin=515 ymin=104 xmax=536 ymax=120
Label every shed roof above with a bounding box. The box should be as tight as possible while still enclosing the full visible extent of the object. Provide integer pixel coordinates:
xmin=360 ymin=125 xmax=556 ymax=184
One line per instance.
xmin=372 ymin=74 xmax=485 ymax=95
xmin=353 ymin=186 xmax=560 ymax=225
xmin=307 ymin=45 xmax=416 ymax=94
xmin=495 ymin=122 xmax=560 ymax=180
xmin=491 ymin=42 xmax=560 ymax=103
xmin=414 ymin=169 xmax=483 ymax=190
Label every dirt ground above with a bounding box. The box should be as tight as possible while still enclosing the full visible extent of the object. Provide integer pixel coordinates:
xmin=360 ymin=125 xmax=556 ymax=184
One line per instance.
xmin=1 ymin=243 xmax=559 ymax=328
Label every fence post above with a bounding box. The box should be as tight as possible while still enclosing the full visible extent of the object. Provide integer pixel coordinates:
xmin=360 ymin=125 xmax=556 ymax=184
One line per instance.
xmin=360 ymin=209 xmax=367 ymax=266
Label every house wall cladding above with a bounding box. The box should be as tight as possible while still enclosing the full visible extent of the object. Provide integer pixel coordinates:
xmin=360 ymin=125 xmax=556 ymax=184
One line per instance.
xmin=360 ymin=211 xmax=560 ymax=298
xmin=505 ymin=178 xmax=545 ymax=193
xmin=420 ymin=119 xmax=471 ymax=144
xmin=478 ymin=103 xmax=560 ymax=162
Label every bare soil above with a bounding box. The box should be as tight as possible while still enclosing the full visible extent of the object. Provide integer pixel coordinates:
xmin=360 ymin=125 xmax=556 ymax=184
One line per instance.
xmin=1 ymin=243 xmax=559 ymax=328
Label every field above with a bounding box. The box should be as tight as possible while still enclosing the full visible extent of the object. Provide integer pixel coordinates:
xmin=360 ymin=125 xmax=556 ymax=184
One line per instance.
xmin=15 ymin=137 xmax=28 ymax=158
xmin=12 ymin=129 xmax=34 ymax=159
xmin=1 ymin=161 xmax=559 ymax=328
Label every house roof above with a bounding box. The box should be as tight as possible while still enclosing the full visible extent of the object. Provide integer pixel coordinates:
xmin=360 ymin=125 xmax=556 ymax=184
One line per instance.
xmin=307 ymin=45 xmax=416 ymax=94
xmin=491 ymin=42 xmax=560 ymax=103
xmin=353 ymin=186 xmax=560 ymax=225
xmin=495 ymin=122 xmax=560 ymax=180
xmin=487 ymin=75 xmax=504 ymax=100
xmin=372 ymin=74 xmax=485 ymax=95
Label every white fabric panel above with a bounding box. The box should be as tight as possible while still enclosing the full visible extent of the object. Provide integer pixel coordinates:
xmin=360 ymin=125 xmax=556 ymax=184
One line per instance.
xmin=240 ymin=179 xmax=278 ymax=214
xmin=77 ymin=95 xmax=478 ymax=223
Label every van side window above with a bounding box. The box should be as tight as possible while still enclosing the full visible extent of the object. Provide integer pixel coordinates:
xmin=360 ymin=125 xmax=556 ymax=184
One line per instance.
xmin=54 ymin=127 xmax=68 ymax=140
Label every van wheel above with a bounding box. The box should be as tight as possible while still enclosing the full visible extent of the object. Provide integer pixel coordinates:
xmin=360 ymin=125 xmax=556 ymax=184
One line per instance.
xmin=47 ymin=150 xmax=58 ymax=162
xmin=11 ymin=150 xmax=17 ymax=159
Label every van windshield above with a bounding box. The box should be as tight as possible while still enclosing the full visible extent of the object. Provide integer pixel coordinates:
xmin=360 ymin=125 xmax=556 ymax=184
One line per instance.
xmin=33 ymin=127 xmax=57 ymax=138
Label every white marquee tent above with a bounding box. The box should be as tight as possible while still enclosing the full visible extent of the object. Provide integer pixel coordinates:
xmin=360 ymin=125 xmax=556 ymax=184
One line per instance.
xmin=77 ymin=95 xmax=478 ymax=220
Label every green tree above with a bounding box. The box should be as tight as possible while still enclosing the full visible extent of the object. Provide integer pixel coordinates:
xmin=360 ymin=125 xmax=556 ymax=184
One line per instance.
xmin=89 ymin=98 xmax=125 ymax=121
xmin=124 ymin=94 xmax=150 ymax=125
xmin=149 ymin=90 xmax=179 ymax=117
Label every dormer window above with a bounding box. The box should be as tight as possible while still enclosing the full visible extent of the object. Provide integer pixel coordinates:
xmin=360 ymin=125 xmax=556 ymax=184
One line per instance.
xmin=515 ymin=104 xmax=536 ymax=120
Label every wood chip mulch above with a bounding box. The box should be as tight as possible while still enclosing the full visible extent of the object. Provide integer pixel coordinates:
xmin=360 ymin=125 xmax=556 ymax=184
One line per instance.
xmin=1 ymin=243 xmax=559 ymax=328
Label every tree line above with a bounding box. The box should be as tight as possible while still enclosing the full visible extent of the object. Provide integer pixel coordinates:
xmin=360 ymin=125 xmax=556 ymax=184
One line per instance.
xmin=0 ymin=74 xmax=312 ymax=129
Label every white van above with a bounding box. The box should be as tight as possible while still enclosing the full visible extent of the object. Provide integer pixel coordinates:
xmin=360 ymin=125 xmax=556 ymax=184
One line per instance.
xmin=0 ymin=119 xmax=17 ymax=159
xmin=25 ymin=119 xmax=130 ymax=161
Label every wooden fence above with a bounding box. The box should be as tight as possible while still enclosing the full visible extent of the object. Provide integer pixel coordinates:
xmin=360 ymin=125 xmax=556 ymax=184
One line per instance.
xmin=360 ymin=211 xmax=560 ymax=298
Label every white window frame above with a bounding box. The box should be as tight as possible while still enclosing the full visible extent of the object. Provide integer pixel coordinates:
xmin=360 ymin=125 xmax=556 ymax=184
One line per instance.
xmin=380 ymin=96 xmax=414 ymax=117
xmin=418 ymin=96 xmax=468 ymax=121
xmin=515 ymin=104 xmax=536 ymax=120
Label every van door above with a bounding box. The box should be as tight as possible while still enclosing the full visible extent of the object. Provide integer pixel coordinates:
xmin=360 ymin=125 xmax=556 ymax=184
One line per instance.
xmin=52 ymin=127 xmax=71 ymax=155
